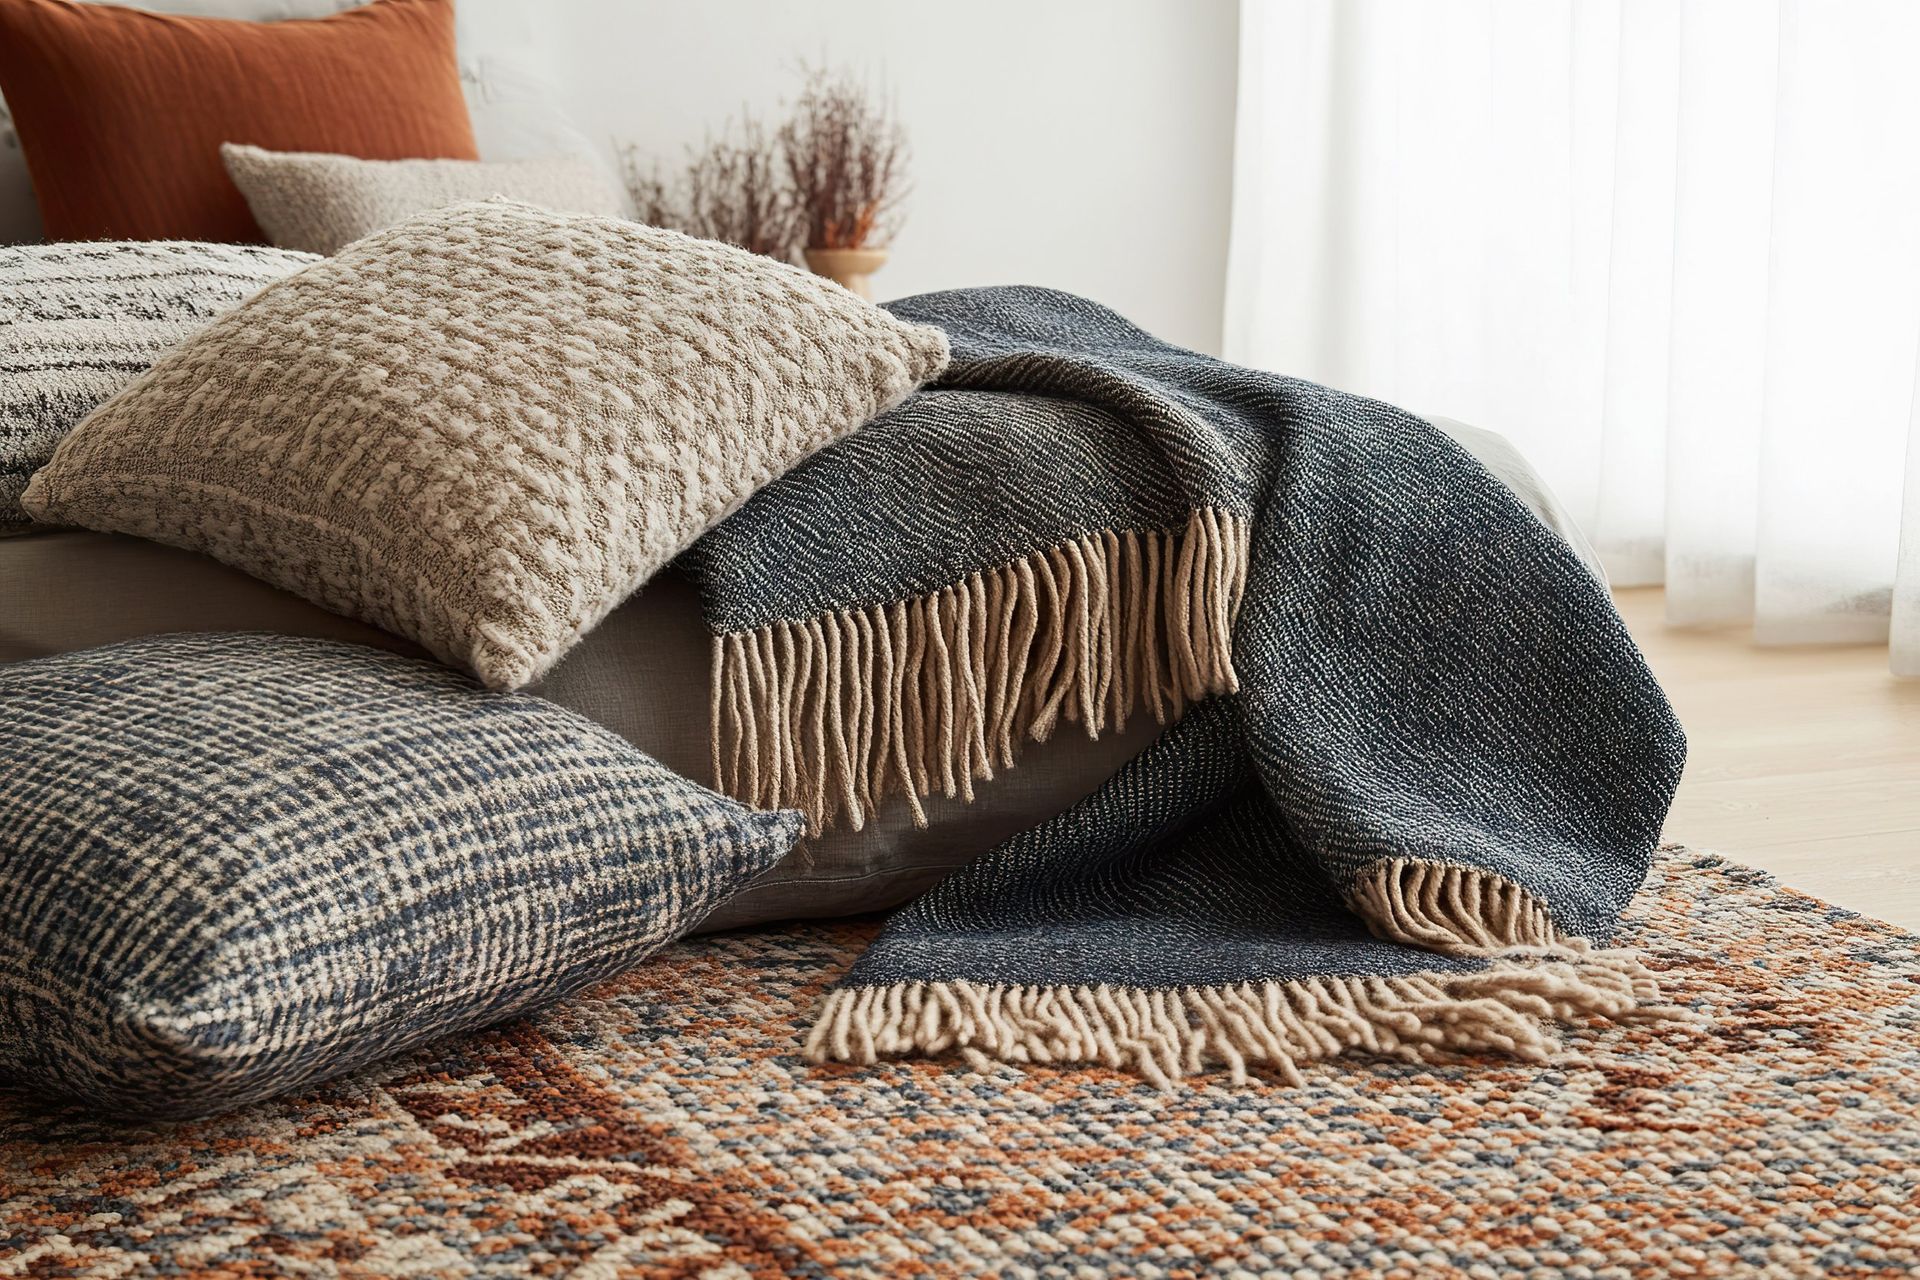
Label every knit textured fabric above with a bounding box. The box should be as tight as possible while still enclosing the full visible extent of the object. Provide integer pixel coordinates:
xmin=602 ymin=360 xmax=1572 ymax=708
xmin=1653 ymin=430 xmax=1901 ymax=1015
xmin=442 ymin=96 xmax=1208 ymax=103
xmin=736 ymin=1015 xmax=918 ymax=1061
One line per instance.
xmin=0 ymin=240 xmax=317 ymax=535
xmin=0 ymin=632 xmax=802 ymax=1117
xmin=680 ymin=286 xmax=1687 ymax=1086
xmin=23 ymin=199 xmax=950 ymax=689
xmin=221 ymin=144 xmax=627 ymax=255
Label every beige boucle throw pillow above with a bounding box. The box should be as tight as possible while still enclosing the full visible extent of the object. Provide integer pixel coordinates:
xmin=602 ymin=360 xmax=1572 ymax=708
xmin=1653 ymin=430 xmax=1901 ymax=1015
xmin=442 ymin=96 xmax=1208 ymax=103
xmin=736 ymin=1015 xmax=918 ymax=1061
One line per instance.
xmin=222 ymin=144 xmax=628 ymax=255
xmin=24 ymin=198 xmax=950 ymax=689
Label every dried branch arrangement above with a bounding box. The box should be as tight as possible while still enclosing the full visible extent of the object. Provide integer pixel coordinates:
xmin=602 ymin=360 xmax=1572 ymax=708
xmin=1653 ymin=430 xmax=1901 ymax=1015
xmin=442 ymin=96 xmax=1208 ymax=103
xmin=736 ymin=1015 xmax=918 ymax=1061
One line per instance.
xmin=620 ymin=152 xmax=677 ymax=230
xmin=621 ymin=66 xmax=910 ymax=263
xmin=622 ymin=119 xmax=801 ymax=260
xmin=779 ymin=67 xmax=909 ymax=252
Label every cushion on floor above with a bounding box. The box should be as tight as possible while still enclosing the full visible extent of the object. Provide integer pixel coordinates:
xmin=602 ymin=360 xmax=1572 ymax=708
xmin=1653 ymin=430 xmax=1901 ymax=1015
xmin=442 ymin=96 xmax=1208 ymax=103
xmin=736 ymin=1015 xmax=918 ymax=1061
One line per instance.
xmin=0 ymin=631 xmax=802 ymax=1116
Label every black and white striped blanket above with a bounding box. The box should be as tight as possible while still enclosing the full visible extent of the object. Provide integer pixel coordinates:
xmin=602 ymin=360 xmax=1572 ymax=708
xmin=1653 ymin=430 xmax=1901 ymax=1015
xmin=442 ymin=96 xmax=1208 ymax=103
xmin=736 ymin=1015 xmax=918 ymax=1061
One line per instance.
xmin=682 ymin=286 xmax=1686 ymax=1086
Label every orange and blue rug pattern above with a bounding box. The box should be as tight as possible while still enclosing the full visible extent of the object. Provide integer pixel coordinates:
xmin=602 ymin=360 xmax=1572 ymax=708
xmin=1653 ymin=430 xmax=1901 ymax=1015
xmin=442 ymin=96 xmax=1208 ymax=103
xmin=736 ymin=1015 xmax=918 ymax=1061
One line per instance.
xmin=3 ymin=848 xmax=1917 ymax=1278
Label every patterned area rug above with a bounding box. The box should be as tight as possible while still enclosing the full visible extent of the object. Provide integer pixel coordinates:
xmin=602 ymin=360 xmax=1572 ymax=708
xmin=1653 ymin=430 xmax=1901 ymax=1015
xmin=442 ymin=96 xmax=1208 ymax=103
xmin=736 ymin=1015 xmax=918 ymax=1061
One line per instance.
xmin=3 ymin=847 xmax=1917 ymax=1279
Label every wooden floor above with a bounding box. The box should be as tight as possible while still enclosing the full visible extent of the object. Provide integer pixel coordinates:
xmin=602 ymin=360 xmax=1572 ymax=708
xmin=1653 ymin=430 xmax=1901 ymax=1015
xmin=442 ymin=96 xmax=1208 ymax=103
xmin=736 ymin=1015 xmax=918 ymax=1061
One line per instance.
xmin=1615 ymin=586 xmax=1920 ymax=932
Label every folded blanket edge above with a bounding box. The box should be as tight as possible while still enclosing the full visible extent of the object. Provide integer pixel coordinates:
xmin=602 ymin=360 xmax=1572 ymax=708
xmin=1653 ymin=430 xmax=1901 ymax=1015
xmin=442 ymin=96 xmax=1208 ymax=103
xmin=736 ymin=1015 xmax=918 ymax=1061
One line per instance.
xmin=802 ymin=950 xmax=1668 ymax=1092
xmin=804 ymin=857 xmax=1685 ymax=1090
xmin=709 ymin=506 xmax=1250 ymax=833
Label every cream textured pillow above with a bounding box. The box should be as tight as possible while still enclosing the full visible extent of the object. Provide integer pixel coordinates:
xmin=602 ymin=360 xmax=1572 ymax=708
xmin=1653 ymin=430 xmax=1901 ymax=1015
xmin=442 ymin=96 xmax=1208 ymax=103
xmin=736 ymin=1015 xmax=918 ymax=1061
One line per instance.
xmin=222 ymin=143 xmax=627 ymax=254
xmin=24 ymin=198 xmax=950 ymax=689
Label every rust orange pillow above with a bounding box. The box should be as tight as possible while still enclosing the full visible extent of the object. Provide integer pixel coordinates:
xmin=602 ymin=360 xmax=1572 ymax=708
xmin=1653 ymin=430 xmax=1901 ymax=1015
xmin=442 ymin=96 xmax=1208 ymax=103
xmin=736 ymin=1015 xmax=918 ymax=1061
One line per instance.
xmin=0 ymin=0 xmax=477 ymax=243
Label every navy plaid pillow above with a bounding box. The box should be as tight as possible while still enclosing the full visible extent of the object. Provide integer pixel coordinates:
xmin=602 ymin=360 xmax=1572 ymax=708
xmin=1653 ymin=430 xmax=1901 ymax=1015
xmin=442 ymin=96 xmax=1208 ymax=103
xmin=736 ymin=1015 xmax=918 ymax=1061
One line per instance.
xmin=0 ymin=633 xmax=802 ymax=1117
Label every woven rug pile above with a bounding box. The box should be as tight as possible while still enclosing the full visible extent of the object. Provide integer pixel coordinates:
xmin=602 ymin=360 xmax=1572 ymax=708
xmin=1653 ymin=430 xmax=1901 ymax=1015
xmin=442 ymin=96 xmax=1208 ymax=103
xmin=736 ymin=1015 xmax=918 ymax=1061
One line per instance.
xmin=4 ymin=848 xmax=1915 ymax=1278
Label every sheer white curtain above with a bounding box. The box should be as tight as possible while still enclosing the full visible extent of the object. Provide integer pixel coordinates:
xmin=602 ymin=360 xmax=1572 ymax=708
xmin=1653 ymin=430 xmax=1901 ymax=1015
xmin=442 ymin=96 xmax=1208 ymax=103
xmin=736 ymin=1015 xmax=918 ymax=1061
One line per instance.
xmin=1224 ymin=0 xmax=1920 ymax=673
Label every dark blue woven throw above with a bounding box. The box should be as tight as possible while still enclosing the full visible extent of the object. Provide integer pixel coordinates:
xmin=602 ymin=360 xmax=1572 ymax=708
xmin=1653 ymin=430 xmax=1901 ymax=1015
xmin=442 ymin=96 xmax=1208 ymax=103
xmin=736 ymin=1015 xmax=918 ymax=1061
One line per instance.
xmin=680 ymin=286 xmax=1685 ymax=1086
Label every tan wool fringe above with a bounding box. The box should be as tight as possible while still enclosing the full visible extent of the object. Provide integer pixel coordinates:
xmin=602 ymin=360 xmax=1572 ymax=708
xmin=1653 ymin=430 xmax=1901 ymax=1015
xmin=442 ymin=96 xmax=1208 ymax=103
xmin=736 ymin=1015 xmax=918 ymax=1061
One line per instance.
xmin=806 ymin=863 xmax=1683 ymax=1090
xmin=711 ymin=507 xmax=1251 ymax=833
xmin=1347 ymin=857 xmax=1565 ymax=951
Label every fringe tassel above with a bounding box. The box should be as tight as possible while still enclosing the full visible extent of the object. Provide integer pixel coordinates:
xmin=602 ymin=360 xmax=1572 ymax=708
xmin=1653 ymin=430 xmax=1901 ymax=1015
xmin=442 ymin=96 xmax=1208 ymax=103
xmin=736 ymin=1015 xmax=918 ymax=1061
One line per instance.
xmin=1348 ymin=858 xmax=1564 ymax=951
xmin=805 ymin=949 xmax=1662 ymax=1091
xmin=712 ymin=508 xmax=1251 ymax=833
xmin=808 ymin=863 xmax=1685 ymax=1089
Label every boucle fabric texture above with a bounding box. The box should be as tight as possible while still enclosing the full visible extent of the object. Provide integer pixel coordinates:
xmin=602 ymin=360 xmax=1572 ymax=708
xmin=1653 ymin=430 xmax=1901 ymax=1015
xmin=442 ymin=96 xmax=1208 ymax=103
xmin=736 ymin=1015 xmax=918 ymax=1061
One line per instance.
xmin=221 ymin=143 xmax=627 ymax=254
xmin=22 ymin=200 xmax=949 ymax=689
xmin=0 ymin=631 xmax=801 ymax=1117
xmin=679 ymin=285 xmax=1685 ymax=1086
xmin=0 ymin=240 xmax=317 ymax=535
xmin=4 ymin=850 xmax=1916 ymax=1278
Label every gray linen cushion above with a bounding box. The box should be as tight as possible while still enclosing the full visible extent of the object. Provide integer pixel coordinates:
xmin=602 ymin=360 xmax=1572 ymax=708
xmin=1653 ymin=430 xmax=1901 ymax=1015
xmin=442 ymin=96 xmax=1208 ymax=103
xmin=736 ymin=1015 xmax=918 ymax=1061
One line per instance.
xmin=23 ymin=199 xmax=950 ymax=690
xmin=221 ymin=144 xmax=628 ymax=254
xmin=0 ymin=240 xmax=318 ymax=535
xmin=0 ymin=631 xmax=802 ymax=1117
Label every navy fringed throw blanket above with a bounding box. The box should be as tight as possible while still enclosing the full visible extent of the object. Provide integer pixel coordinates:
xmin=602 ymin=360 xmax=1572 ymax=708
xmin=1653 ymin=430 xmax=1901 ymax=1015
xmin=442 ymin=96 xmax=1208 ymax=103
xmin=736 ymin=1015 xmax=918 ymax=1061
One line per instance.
xmin=680 ymin=286 xmax=1686 ymax=1086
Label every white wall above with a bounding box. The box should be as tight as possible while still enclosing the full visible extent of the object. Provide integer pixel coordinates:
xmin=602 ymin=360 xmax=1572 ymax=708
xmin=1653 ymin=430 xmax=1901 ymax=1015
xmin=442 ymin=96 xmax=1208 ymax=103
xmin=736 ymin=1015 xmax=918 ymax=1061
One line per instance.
xmin=541 ymin=0 xmax=1239 ymax=354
